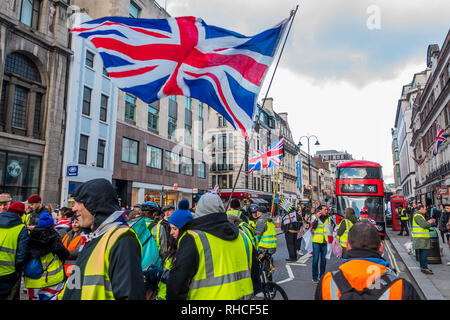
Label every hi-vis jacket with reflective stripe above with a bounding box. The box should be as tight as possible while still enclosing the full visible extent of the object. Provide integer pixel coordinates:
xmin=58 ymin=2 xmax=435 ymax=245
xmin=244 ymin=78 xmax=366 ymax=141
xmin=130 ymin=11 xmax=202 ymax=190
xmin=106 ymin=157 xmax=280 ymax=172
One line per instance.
xmin=177 ymin=229 xmax=254 ymax=300
xmin=312 ymin=216 xmax=331 ymax=244
xmin=412 ymin=213 xmax=431 ymax=239
xmin=59 ymin=225 xmax=140 ymax=300
xmin=0 ymin=223 xmax=24 ymax=276
xmin=319 ymin=259 xmax=404 ymax=300
xmin=337 ymin=219 xmax=354 ymax=248
xmin=257 ymin=219 xmax=277 ymax=249
xmin=24 ymin=252 xmax=65 ymax=289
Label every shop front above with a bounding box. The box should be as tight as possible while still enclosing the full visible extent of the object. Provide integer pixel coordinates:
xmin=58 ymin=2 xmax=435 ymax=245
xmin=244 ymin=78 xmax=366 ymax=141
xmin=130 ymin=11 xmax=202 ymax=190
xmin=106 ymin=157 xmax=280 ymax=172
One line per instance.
xmin=0 ymin=150 xmax=41 ymax=202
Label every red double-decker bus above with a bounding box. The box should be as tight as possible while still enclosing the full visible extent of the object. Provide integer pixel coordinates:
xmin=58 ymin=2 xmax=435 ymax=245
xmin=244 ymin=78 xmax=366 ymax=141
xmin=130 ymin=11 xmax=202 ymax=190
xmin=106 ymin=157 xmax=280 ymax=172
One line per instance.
xmin=335 ymin=160 xmax=386 ymax=238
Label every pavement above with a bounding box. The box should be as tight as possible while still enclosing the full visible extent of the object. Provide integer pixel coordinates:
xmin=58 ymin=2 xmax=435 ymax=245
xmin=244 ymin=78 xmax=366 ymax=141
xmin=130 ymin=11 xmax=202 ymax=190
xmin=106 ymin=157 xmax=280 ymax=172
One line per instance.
xmin=385 ymin=226 xmax=450 ymax=300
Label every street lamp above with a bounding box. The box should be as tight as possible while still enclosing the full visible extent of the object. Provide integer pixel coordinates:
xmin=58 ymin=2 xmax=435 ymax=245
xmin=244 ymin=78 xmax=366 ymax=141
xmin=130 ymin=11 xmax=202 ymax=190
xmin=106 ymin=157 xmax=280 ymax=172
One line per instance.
xmin=298 ymin=135 xmax=320 ymax=206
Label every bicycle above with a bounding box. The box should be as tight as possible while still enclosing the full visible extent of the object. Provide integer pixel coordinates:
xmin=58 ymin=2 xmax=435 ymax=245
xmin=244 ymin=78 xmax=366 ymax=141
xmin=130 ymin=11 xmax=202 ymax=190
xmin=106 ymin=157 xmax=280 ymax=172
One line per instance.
xmin=254 ymin=251 xmax=288 ymax=300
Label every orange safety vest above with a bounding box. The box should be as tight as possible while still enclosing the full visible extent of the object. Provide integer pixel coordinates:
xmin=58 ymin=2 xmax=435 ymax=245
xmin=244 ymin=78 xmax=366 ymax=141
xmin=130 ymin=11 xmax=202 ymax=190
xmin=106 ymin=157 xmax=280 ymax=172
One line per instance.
xmin=320 ymin=259 xmax=403 ymax=300
xmin=62 ymin=232 xmax=83 ymax=277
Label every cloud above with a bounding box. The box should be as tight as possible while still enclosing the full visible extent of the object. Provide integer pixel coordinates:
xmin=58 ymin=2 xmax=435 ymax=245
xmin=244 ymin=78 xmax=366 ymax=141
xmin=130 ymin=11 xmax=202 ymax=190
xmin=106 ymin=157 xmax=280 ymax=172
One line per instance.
xmin=167 ymin=0 xmax=450 ymax=88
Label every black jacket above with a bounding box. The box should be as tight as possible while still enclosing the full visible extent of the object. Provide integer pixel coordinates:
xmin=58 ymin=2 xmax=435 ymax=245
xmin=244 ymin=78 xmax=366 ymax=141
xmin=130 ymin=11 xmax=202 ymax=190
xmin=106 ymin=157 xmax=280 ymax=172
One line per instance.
xmin=27 ymin=206 xmax=50 ymax=227
xmin=28 ymin=227 xmax=69 ymax=262
xmin=166 ymin=212 xmax=260 ymax=300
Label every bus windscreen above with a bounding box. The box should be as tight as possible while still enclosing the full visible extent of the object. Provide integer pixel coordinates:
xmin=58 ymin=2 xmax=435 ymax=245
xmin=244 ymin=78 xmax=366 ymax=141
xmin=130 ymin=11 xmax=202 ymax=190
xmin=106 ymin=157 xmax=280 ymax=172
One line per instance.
xmin=336 ymin=166 xmax=382 ymax=179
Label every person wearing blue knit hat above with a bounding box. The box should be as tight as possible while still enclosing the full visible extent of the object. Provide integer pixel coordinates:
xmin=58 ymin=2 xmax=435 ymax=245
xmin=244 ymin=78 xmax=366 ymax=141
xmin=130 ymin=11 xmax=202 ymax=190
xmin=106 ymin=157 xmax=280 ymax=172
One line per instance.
xmin=37 ymin=212 xmax=55 ymax=228
xmin=144 ymin=199 xmax=193 ymax=300
xmin=168 ymin=199 xmax=193 ymax=234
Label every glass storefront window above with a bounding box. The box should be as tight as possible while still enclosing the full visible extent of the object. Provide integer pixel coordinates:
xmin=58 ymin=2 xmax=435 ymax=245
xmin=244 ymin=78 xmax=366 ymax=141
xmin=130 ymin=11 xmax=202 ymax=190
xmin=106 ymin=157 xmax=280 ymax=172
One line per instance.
xmin=0 ymin=150 xmax=41 ymax=201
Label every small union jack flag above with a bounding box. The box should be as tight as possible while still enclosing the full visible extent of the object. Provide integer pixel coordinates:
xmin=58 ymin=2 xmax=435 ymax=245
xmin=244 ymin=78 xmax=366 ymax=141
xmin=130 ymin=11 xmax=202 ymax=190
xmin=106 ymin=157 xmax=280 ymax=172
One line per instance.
xmin=70 ymin=15 xmax=289 ymax=139
xmin=209 ymin=184 xmax=220 ymax=194
xmin=249 ymin=138 xmax=284 ymax=174
xmin=433 ymin=124 xmax=449 ymax=156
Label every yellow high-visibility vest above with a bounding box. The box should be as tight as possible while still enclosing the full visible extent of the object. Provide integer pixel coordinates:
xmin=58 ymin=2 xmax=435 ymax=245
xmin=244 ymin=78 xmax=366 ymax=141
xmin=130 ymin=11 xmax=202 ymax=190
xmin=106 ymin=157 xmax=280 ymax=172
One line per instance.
xmin=337 ymin=219 xmax=354 ymax=248
xmin=0 ymin=224 xmax=25 ymax=276
xmin=59 ymin=225 xmax=140 ymax=300
xmin=257 ymin=219 xmax=277 ymax=249
xmin=412 ymin=213 xmax=430 ymax=239
xmin=24 ymin=252 xmax=64 ymax=289
xmin=312 ymin=217 xmax=331 ymax=244
xmin=178 ymin=229 xmax=254 ymax=300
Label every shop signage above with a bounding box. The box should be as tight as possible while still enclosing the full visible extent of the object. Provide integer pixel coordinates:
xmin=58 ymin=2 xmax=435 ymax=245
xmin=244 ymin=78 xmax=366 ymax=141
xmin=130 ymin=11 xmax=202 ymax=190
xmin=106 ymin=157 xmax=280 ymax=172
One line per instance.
xmin=67 ymin=165 xmax=78 ymax=177
xmin=437 ymin=187 xmax=449 ymax=196
xmin=174 ymin=183 xmax=178 ymax=190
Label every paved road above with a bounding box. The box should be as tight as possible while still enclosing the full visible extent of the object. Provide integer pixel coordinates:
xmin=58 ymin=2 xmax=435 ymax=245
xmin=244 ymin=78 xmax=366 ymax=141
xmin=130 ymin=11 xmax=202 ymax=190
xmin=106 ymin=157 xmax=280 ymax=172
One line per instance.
xmin=269 ymin=232 xmax=424 ymax=300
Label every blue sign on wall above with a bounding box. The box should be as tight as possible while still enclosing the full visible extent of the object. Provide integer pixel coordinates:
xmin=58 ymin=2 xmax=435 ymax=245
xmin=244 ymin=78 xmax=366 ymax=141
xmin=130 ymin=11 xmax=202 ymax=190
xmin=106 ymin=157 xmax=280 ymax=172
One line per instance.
xmin=67 ymin=165 xmax=78 ymax=177
xmin=296 ymin=154 xmax=302 ymax=189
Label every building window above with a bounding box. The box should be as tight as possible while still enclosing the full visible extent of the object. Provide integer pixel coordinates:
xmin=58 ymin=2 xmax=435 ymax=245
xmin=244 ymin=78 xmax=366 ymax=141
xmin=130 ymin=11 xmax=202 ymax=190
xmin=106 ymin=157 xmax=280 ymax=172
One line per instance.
xmin=185 ymin=97 xmax=192 ymax=111
xmin=20 ymin=0 xmax=40 ymax=30
xmin=198 ymin=162 xmax=206 ymax=179
xmin=146 ymin=145 xmax=162 ymax=169
xmin=129 ymin=1 xmax=141 ymax=18
xmin=11 ymin=86 xmax=28 ymax=129
xmin=122 ymin=137 xmax=139 ymax=164
xmin=218 ymin=116 xmax=227 ymax=127
xmin=199 ymin=102 xmax=203 ymax=119
xmin=181 ymin=156 xmax=193 ymax=176
xmin=148 ymin=103 xmax=159 ymax=132
xmin=2 ymin=52 xmax=44 ymax=137
xmin=85 ymin=50 xmax=95 ymax=69
xmin=4 ymin=52 xmax=41 ymax=83
xmin=184 ymin=124 xmax=192 ymax=146
xmin=78 ymin=134 xmax=89 ymax=165
xmin=0 ymin=151 xmax=41 ymax=201
xmin=218 ymin=175 xmax=228 ymax=189
xmin=165 ymin=151 xmax=180 ymax=173
xmin=100 ymin=94 xmax=108 ymax=122
xmin=125 ymin=94 xmax=136 ymax=122
xmin=168 ymin=116 xmax=177 ymax=140
xmin=97 ymin=139 xmax=106 ymax=168
xmin=82 ymin=86 xmax=92 ymax=116
xmin=169 ymin=95 xmax=177 ymax=102
xmin=102 ymin=66 xmax=109 ymax=77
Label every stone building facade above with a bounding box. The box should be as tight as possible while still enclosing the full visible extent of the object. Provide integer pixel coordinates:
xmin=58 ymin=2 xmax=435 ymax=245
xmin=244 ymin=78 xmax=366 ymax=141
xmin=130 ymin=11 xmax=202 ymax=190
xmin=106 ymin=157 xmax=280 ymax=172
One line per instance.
xmin=0 ymin=0 xmax=71 ymax=204
xmin=410 ymin=32 xmax=450 ymax=205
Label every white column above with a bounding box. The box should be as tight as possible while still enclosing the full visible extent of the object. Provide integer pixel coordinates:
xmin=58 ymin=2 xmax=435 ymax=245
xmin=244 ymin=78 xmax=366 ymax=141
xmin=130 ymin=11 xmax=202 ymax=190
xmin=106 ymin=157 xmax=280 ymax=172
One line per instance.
xmin=138 ymin=188 xmax=145 ymax=204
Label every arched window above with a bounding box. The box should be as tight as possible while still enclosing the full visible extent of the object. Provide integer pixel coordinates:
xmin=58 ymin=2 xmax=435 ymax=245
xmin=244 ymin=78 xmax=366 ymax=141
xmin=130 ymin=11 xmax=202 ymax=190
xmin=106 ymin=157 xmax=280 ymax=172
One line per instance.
xmin=0 ymin=52 xmax=45 ymax=138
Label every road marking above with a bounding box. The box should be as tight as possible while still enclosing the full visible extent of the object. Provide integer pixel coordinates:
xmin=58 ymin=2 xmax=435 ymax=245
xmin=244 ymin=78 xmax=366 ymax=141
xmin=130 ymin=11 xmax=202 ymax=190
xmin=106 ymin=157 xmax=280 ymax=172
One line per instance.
xmin=384 ymin=240 xmax=400 ymax=273
xmin=297 ymin=253 xmax=312 ymax=264
xmin=277 ymin=264 xmax=294 ymax=285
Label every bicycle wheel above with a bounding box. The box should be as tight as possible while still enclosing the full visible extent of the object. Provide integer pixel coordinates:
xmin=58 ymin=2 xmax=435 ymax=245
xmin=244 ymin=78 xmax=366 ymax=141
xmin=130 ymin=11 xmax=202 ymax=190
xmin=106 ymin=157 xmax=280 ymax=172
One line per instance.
xmin=261 ymin=282 xmax=288 ymax=300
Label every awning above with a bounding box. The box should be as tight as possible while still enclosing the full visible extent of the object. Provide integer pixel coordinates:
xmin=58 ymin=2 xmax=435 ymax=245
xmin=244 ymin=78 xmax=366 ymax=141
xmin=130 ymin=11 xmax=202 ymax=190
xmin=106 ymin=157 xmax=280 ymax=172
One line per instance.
xmin=250 ymin=198 xmax=268 ymax=204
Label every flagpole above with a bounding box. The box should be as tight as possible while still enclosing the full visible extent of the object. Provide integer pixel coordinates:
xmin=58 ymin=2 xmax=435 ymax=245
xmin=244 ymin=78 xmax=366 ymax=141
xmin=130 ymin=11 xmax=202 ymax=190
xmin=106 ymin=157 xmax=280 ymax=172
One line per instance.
xmin=225 ymin=4 xmax=300 ymax=210
xmin=270 ymin=165 xmax=281 ymax=217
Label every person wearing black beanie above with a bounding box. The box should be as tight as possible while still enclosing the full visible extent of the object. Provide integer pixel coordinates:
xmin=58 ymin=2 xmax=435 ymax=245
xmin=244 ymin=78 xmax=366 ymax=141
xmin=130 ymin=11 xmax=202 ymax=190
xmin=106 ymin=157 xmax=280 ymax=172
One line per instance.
xmin=59 ymin=178 xmax=145 ymax=300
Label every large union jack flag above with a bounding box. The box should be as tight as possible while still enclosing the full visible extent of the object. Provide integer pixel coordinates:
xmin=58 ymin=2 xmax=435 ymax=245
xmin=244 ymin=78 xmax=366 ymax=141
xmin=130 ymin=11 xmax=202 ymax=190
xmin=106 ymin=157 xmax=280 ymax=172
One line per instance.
xmin=249 ymin=138 xmax=284 ymax=174
xmin=433 ymin=124 xmax=449 ymax=156
xmin=71 ymin=15 xmax=289 ymax=139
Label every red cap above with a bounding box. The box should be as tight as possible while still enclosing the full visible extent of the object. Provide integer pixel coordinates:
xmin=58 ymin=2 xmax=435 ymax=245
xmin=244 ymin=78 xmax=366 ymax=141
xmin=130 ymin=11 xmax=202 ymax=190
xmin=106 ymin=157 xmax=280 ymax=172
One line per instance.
xmin=27 ymin=194 xmax=42 ymax=204
xmin=362 ymin=206 xmax=368 ymax=211
xmin=8 ymin=202 xmax=25 ymax=216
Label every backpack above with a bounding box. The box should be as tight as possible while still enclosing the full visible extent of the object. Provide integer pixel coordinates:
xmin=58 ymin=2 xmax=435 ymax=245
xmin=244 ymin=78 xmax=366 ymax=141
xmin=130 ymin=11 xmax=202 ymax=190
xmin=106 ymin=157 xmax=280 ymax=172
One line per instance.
xmin=23 ymin=258 xmax=44 ymax=279
xmin=129 ymin=217 xmax=162 ymax=270
xmin=331 ymin=269 xmax=400 ymax=300
xmin=23 ymin=255 xmax=57 ymax=280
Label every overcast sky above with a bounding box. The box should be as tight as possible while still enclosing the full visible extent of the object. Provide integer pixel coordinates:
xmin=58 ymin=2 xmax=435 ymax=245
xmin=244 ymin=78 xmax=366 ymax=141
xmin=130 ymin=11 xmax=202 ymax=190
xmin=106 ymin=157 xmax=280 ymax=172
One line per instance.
xmin=166 ymin=0 xmax=450 ymax=184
